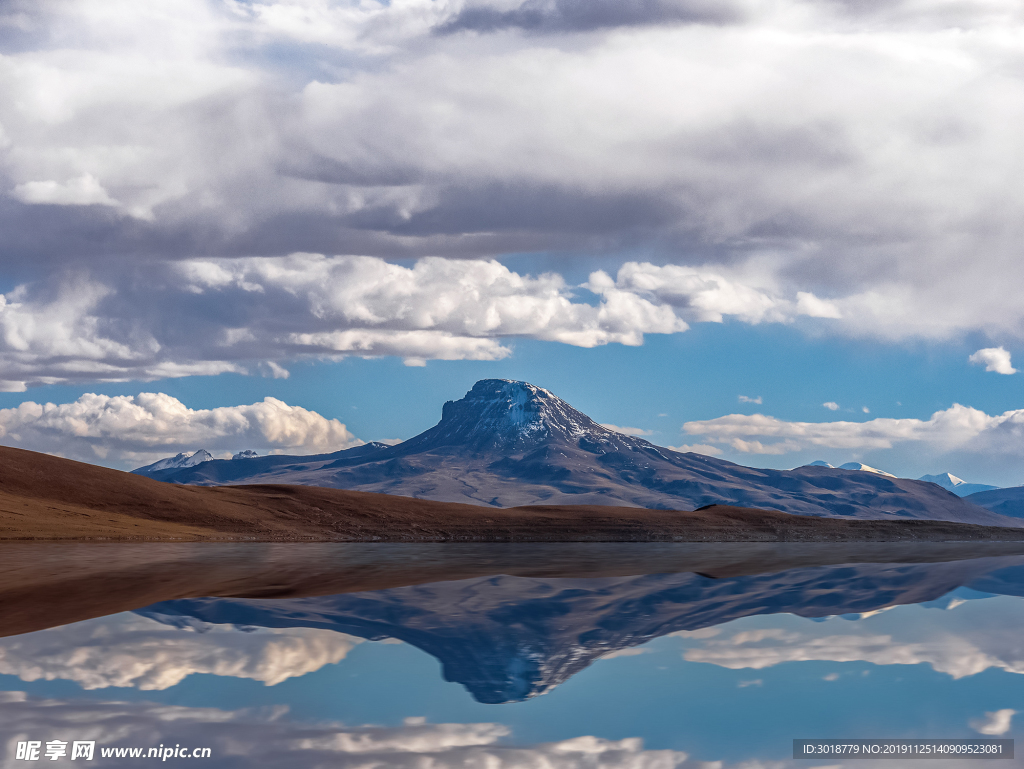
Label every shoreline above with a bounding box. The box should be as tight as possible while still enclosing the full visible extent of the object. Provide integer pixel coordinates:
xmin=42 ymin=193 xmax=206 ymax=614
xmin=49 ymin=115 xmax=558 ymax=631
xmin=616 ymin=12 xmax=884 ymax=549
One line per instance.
xmin=4 ymin=540 xmax=1024 ymax=639
xmin=5 ymin=514 xmax=1024 ymax=545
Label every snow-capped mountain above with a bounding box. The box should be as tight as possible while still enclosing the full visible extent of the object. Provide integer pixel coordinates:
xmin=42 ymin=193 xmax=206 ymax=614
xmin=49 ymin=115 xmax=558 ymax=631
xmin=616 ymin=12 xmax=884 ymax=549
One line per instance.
xmin=132 ymin=449 xmax=214 ymax=475
xmin=839 ymin=462 xmax=896 ymax=478
xmin=131 ymin=379 xmax=1012 ymax=525
xmin=393 ymin=379 xmax=648 ymax=455
xmin=919 ymin=472 xmax=998 ymax=497
xmin=806 ymin=460 xmax=833 ymax=468
xmin=232 ymin=450 xmax=259 ymax=460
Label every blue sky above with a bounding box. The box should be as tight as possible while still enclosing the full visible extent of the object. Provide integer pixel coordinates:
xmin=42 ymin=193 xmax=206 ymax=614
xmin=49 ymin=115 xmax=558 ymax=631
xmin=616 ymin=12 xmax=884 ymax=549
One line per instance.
xmin=1 ymin=0 xmax=1024 ymax=485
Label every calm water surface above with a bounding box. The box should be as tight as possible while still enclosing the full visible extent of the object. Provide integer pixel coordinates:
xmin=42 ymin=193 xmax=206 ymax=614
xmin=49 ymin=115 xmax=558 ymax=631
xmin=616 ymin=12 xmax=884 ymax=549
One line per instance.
xmin=2 ymin=542 xmax=1024 ymax=767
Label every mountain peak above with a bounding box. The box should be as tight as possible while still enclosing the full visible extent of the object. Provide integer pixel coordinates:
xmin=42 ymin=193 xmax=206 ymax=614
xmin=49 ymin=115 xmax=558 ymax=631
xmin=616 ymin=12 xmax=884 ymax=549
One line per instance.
xmin=918 ymin=472 xmax=998 ymax=496
xmin=403 ymin=379 xmax=644 ymax=454
xmin=920 ymin=472 xmax=965 ymax=488
xmin=839 ymin=462 xmax=895 ymax=478
xmin=132 ymin=448 xmax=213 ymax=474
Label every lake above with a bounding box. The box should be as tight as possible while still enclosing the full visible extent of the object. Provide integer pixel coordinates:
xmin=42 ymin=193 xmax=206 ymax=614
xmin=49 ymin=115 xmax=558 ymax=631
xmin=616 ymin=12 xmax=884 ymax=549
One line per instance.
xmin=3 ymin=542 xmax=1024 ymax=767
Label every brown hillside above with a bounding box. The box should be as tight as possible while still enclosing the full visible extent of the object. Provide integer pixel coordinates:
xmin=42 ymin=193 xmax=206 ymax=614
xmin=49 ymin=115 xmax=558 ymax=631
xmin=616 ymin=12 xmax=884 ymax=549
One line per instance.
xmin=1 ymin=445 xmax=1023 ymax=542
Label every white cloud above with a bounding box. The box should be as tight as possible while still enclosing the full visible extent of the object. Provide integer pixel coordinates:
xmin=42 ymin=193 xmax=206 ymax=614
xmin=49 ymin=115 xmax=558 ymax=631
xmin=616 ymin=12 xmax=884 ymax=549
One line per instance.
xmin=260 ymin=361 xmax=290 ymax=379
xmin=0 ymin=391 xmax=361 ymax=466
xmin=0 ymin=255 xmax=839 ymax=390
xmin=970 ymin=709 xmax=1016 ymax=735
xmin=823 ymin=402 xmax=839 ymax=411
xmin=970 ymin=347 xmax=1017 ymax=375
xmin=795 ymin=292 xmax=842 ymax=319
xmin=11 ymin=174 xmax=118 ymax=207
xmin=738 ymin=395 xmax=762 ymax=404
xmin=600 ymin=423 xmax=652 ymax=436
xmin=682 ymin=403 xmax=1024 ymax=457
xmin=0 ymin=613 xmax=362 ymax=690
xmin=600 ymin=647 xmax=651 ymax=659
xmin=667 ymin=443 xmax=724 ymax=456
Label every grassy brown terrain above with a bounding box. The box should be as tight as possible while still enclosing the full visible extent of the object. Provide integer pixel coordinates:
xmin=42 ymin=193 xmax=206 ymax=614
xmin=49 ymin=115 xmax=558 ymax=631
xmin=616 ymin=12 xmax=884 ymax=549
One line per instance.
xmin=2 ymin=445 xmax=1024 ymax=543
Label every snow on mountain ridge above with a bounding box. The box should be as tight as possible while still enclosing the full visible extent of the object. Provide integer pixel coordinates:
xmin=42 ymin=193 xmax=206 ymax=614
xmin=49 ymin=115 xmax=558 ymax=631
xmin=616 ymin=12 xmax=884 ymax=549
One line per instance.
xmin=133 ymin=449 xmax=213 ymax=474
xmin=405 ymin=379 xmax=644 ymax=454
xmin=839 ymin=462 xmax=896 ymax=478
xmin=919 ymin=472 xmax=998 ymax=497
xmin=920 ymin=472 xmax=966 ymax=489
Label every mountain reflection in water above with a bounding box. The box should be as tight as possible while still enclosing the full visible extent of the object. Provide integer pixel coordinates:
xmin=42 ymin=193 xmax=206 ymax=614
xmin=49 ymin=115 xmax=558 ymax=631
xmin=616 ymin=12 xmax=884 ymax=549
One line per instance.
xmin=4 ymin=542 xmax=1024 ymax=768
xmin=139 ymin=555 xmax=1024 ymax=703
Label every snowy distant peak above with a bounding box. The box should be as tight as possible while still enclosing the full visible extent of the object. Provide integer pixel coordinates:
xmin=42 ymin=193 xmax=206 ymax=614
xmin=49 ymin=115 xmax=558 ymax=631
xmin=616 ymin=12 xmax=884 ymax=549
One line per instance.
xmin=807 ymin=460 xmax=834 ymax=468
xmin=232 ymin=450 xmax=259 ymax=460
xmin=919 ymin=472 xmax=998 ymax=497
xmin=839 ymin=462 xmax=896 ymax=478
xmin=417 ymin=379 xmax=646 ymax=453
xmin=132 ymin=449 xmax=213 ymax=474
xmin=920 ymin=472 xmax=965 ymax=489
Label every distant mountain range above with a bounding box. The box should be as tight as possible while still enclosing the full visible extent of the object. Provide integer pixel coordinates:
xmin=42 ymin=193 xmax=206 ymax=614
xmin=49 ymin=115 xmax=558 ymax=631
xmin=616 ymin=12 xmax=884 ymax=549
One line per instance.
xmin=134 ymin=449 xmax=215 ymax=474
xmin=132 ymin=379 xmax=1015 ymax=525
xmin=811 ymin=461 xmax=897 ymax=477
xmin=805 ymin=461 xmax=1008 ymax=507
xmin=962 ymin=487 xmax=1024 ymax=519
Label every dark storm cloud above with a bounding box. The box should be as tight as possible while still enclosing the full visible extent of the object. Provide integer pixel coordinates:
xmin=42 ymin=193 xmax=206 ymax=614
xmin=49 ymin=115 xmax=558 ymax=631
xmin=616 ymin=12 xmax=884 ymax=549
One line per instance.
xmin=1 ymin=0 xmax=1024 ymax=361
xmin=435 ymin=0 xmax=746 ymax=35
xmin=278 ymin=154 xmax=426 ymax=187
xmin=343 ymin=182 xmax=679 ymax=237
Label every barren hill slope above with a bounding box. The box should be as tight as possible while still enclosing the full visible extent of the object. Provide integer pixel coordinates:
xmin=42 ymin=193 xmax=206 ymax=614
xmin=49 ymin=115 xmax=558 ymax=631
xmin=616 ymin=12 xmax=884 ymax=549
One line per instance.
xmin=1 ymin=445 xmax=1023 ymax=541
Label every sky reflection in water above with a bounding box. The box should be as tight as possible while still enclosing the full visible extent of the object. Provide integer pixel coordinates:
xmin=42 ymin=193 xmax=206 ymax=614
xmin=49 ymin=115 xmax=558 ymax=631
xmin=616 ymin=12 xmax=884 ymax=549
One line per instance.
xmin=2 ymin=544 xmax=1024 ymax=768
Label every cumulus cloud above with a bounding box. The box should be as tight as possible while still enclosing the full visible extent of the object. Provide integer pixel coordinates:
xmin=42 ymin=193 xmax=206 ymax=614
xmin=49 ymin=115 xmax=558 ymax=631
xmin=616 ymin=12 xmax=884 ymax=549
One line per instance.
xmin=2 ymin=0 xmax=1024 ymax=351
xmin=601 ymin=262 xmax=837 ymax=326
xmin=682 ymin=403 xmax=1024 ymax=461
xmin=970 ymin=347 xmax=1017 ymax=375
xmin=823 ymin=402 xmax=839 ymax=411
xmin=0 ymin=391 xmax=361 ymax=466
xmin=738 ymin=395 xmax=762 ymax=404
xmin=11 ymin=174 xmax=118 ymax=208
xmin=0 ymin=613 xmax=362 ymax=690
xmin=0 ymin=255 xmax=849 ymax=390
